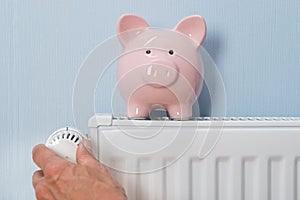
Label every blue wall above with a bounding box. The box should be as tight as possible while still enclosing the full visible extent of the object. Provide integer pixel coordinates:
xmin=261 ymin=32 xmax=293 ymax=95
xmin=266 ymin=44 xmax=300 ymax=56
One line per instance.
xmin=0 ymin=0 xmax=299 ymax=199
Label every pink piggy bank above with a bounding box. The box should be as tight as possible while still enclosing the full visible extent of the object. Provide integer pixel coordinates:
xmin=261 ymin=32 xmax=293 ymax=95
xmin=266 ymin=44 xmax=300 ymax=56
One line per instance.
xmin=117 ymin=14 xmax=206 ymax=119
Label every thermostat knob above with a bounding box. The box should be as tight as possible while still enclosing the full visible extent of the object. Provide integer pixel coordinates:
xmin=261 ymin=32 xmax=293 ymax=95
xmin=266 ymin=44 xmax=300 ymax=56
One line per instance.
xmin=46 ymin=127 xmax=87 ymax=163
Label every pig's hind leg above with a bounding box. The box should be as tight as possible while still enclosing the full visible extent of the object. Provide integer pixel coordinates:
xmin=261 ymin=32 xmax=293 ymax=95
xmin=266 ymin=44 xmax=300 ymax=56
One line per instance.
xmin=166 ymin=103 xmax=192 ymax=120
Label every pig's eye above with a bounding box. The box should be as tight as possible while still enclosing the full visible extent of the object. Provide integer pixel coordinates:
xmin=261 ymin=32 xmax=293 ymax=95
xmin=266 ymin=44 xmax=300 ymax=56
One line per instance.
xmin=146 ymin=50 xmax=151 ymax=54
xmin=168 ymin=50 xmax=174 ymax=55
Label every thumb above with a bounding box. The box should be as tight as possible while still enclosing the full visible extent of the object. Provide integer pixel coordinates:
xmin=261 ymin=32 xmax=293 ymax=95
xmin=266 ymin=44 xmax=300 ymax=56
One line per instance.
xmin=76 ymin=140 xmax=111 ymax=175
xmin=76 ymin=139 xmax=98 ymax=166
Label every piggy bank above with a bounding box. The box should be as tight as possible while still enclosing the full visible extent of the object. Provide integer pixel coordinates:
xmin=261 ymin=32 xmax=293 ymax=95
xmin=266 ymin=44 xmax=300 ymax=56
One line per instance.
xmin=117 ymin=14 xmax=206 ymax=119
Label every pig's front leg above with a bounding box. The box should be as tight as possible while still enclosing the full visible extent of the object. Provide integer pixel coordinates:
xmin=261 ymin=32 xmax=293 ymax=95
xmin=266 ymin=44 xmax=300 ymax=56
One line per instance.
xmin=166 ymin=103 xmax=192 ymax=120
xmin=126 ymin=101 xmax=151 ymax=119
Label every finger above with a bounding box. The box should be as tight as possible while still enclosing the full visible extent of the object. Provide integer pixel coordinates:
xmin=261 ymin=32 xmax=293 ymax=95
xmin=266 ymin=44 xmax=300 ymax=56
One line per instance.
xmin=76 ymin=141 xmax=122 ymax=186
xmin=32 ymin=170 xmax=44 ymax=188
xmin=76 ymin=141 xmax=109 ymax=174
xmin=32 ymin=144 xmax=66 ymax=170
xmin=34 ymin=181 xmax=55 ymax=200
xmin=82 ymin=139 xmax=93 ymax=154
xmin=76 ymin=140 xmax=98 ymax=165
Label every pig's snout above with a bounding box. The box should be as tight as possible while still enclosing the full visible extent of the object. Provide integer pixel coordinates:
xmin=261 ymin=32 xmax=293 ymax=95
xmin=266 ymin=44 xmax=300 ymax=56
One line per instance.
xmin=143 ymin=61 xmax=178 ymax=88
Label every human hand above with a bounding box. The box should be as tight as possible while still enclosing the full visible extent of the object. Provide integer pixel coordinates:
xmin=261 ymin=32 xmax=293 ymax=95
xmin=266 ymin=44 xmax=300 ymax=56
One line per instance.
xmin=32 ymin=140 xmax=127 ymax=200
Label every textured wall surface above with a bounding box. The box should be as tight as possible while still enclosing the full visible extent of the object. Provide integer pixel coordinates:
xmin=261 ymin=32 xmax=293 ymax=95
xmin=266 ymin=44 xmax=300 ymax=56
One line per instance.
xmin=0 ymin=0 xmax=299 ymax=199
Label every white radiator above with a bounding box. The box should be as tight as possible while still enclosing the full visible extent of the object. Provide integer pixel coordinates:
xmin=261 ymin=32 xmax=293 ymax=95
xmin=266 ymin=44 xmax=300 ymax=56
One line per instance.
xmin=89 ymin=115 xmax=300 ymax=200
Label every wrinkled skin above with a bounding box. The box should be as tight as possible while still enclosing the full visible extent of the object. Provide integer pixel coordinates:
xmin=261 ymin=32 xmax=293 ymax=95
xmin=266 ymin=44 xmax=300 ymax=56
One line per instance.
xmin=32 ymin=141 xmax=127 ymax=200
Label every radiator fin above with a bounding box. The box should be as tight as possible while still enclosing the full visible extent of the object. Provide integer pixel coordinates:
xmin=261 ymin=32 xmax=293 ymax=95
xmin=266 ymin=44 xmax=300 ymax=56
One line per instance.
xmin=190 ymin=158 xmax=207 ymax=200
xmin=216 ymin=157 xmax=231 ymax=200
xmin=268 ymin=157 xmax=284 ymax=200
xmin=296 ymin=157 xmax=300 ymax=200
xmin=242 ymin=157 xmax=257 ymax=200
xmin=137 ymin=158 xmax=152 ymax=200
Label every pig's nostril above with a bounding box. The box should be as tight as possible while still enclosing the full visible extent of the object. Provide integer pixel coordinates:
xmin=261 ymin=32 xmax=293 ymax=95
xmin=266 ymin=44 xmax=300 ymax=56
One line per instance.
xmin=146 ymin=65 xmax=152 ymax=75
xmin=146 ymin=65 xmax=158 ymax=77
xmin=166 ymin=71 xmax=170 ymax=77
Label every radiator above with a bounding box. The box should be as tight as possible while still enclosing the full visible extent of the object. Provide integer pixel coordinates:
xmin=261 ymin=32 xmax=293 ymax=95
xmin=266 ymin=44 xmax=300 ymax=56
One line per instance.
xmin=89 ymin=114 xmax=300 ymax=200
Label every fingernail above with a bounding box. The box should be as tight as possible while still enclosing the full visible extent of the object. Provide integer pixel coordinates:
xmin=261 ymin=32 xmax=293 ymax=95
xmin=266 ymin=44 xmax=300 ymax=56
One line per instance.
xmin=83 ymin=139 xmax=92 ymax=153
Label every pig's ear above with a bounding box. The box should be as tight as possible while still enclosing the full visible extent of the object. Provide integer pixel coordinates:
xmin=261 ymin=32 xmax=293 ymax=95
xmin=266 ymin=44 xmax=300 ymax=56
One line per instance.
xmin=117 ymin=14 xmax=149 ymax=46
xmin=174 ymin=15 xmax=206 ymax=48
